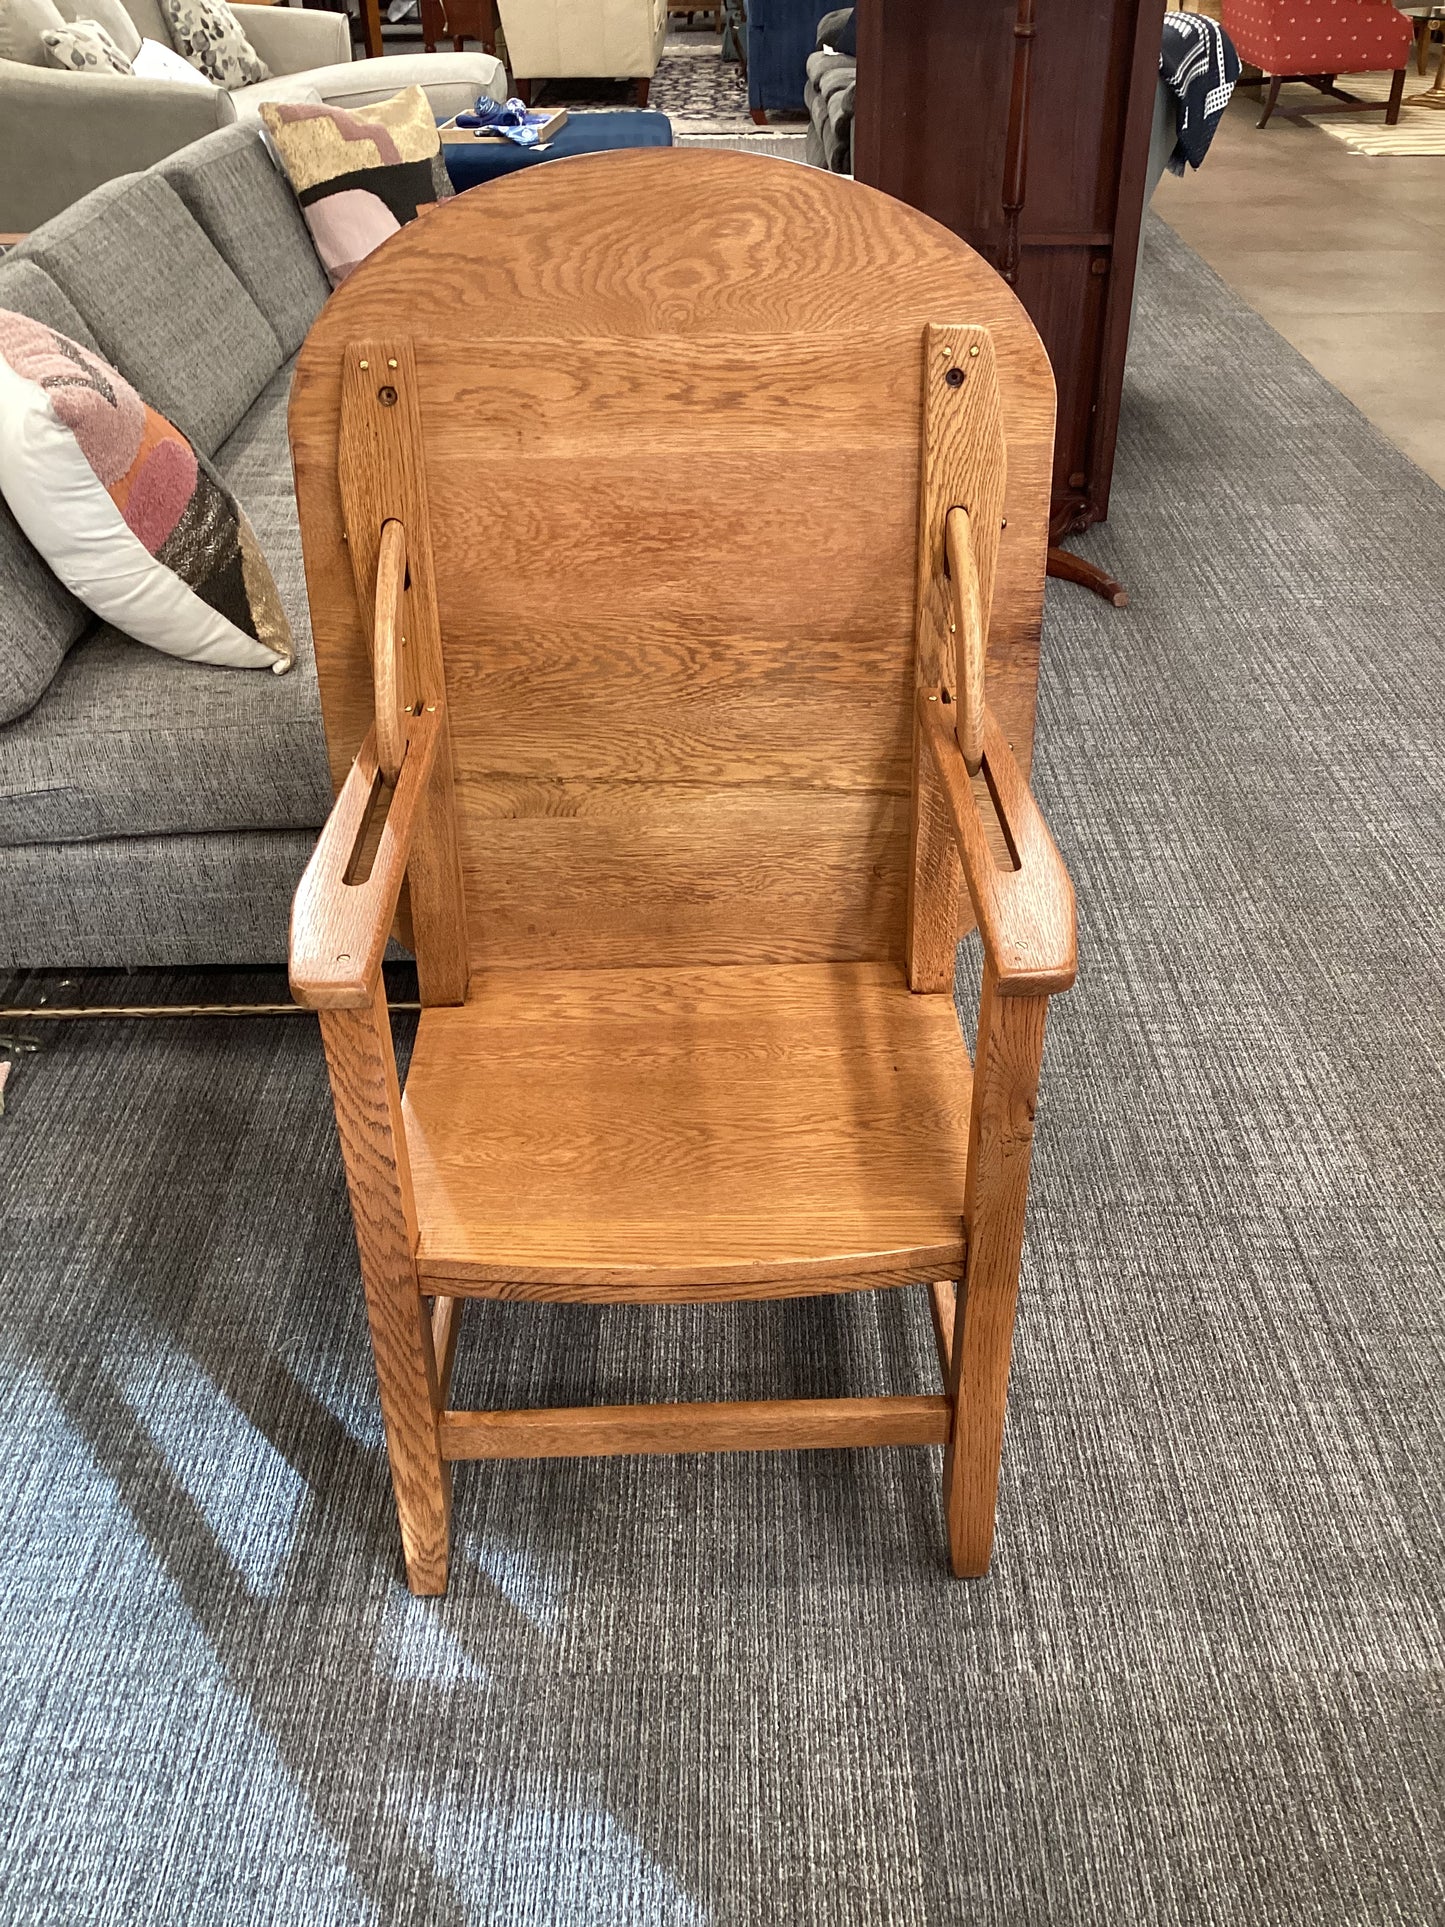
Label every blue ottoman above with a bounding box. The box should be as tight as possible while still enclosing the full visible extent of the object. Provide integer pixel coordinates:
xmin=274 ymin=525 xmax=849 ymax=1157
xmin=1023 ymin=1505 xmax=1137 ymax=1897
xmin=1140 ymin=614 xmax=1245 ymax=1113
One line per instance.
xmin=441 ymin=110 xmax=673 ymax=192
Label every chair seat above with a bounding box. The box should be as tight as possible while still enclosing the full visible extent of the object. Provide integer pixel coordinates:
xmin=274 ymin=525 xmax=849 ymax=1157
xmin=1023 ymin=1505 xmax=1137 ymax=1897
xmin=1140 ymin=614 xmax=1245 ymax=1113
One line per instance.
xmin=403 ymin=961 xmax=973 ymax=1298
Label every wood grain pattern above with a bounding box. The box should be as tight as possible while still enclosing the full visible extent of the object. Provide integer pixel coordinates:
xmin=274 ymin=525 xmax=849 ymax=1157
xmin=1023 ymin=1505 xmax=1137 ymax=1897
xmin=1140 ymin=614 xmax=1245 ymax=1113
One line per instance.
xmin=438 ymin=1395 xmax=954 ymax=1460
xmin=945 ymin=507 xmax=987 ymax=773
xmin=928 ymin=1276 xmax=958 ymax=1388
xmin=402 ymin=962 xmax=973 ymax=1291
xmin=289 ymin=152 xmax=1055 ymax=975
xmin=943 ymin=968 xmax=1049 ymax=1576
xmin=336 ymin=341 xmax=468 ymax=1005
xmin=430 ymin=1294 xmax=462 ymax=1409
xmin=417 ymin=1262 xmax=962 ymax=1303
xmin=914 ymin=325 xmax=1007 ymax=699
xmin=319 ymin=977 xmax=450 ymax=1593
xmin=908 ymin=324 xmax=1009 ymax=979
xmin=289 ymin=712 xmax=441 ymax=1009
xmin=918 ymin=694 xmax=1076 ymax=995
xmin=372 ymin=518 xmax=408 ymax=784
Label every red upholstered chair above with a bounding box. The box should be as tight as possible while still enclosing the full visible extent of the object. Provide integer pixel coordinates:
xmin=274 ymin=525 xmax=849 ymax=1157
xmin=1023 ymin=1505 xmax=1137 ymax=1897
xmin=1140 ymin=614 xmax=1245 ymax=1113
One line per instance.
xmin=1222 ymin=0 xmax=1414 ymax=124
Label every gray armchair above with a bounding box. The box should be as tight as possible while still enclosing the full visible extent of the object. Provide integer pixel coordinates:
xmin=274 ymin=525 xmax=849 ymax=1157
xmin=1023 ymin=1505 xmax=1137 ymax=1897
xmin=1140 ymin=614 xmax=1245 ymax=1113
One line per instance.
xmin=1 ymin=0 xmax=507 ymax=230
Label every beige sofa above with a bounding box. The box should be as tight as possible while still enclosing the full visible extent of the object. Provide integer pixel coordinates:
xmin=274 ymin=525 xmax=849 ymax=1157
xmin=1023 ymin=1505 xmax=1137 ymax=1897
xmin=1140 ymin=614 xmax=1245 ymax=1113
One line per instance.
xmin=498 ymin=0 xmax=665 ymax=103
xmin=0 ymin=0 xmax=508 ymax=230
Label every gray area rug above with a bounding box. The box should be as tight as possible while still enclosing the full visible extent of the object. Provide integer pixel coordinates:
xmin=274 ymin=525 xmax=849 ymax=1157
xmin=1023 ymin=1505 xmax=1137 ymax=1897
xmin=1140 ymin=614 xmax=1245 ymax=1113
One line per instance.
xmin=0 ymin=220 xmax=1441 ymax=1926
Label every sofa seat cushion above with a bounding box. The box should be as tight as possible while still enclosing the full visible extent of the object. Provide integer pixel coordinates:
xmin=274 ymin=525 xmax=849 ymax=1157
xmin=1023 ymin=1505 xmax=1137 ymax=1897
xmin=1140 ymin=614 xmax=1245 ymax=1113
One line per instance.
xmin=0 ymin=361 xmax=332 ymax=847
xmin=15 ymin=170 xmax=283 ymax=457
xmin=158 ymin=124 xmax=331 ymax=359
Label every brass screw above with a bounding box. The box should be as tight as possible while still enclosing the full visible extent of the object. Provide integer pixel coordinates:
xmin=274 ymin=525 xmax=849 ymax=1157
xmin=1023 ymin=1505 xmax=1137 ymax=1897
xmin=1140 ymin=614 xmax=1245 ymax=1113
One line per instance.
xmin=969 ymin=344 xmax=981 ymax=358
xmin=359 ymin=359 xmax=369 ymax=369
xmin=387 ymin=358 xmax=398 ymax=370
xmin=426 ymin=703 xmax=437 ymax=712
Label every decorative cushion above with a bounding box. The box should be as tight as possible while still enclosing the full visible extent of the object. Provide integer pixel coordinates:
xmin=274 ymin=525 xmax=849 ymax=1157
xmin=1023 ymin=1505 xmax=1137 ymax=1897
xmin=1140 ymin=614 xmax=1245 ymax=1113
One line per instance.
xmin=0 ymin=312 xmax=292 ymax=673
xmin=54 ymin=0 xmax=141 ymax=59
xmin=133 ymin=34 xmax=213 ymax=83
xmin=41 ymin=17 xmax=134 ymax=70
xmin=160 ymin=0 xmax=268 ymax=86
xmin=261 ymin=85 xmax=454 ymax=287
xmin=0 ymin=0 xmax=66 ymax=64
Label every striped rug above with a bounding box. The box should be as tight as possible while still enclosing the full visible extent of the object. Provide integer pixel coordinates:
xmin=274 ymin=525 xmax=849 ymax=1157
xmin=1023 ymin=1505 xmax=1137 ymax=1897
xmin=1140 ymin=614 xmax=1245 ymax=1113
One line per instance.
xmin=1294 ymin=59 xmax=1445 ymax=155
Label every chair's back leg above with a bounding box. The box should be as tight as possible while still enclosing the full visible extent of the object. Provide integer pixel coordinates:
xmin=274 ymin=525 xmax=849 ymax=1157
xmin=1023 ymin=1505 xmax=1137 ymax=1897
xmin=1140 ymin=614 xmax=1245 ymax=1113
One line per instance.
xmin=943 ymin=963 xmax=1050 ymax=1576
xmin=319 ymin=976 xmax=451 ymax=1594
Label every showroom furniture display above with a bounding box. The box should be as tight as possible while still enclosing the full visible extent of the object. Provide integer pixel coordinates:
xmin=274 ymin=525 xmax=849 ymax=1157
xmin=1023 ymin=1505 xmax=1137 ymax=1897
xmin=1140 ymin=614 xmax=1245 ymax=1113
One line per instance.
xmin=1222 ymin=0 xmax=1413 ymax=126
xmin=0 ymin=122 xmax=341 ymax=970
xmin=0 ymin=0 xmax=507 ymax=229
xmin=440 ymin=108 xmax=672 ymax=188
xmin=493 ymin=0 xmax=667 ymax=105
xmin=854 ymin=0 xmax=1170 ymax=607
xmin=285 ymin=148 xmax=1073 ymax=1595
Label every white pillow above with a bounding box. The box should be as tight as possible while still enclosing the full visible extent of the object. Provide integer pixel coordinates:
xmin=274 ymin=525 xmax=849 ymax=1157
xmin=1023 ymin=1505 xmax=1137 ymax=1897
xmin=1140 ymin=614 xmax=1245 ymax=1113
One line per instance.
xmin=41 ymin=17 xmax=133 ymax=70
xmin=132 ymin=32 xmax=212 ymax=84
xmin=160 ymin=0 xmax=268 ymax=87
xmin=55 ymin=0 xmax=141 ymax=60
xmin=0 ymin=311 xmax=291 ymax=673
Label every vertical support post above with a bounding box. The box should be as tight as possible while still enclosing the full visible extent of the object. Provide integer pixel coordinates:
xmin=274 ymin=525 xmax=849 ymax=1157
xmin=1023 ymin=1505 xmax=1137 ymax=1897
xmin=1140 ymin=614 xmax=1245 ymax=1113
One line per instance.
xmin=338 ymin=338 xmax=469 ymax=1006
xmin=907 ymin=323 xmax=1007 ymax=990
xmin=1001 ymin=0 xmax=1038 ymax=286
xmin=319 ymin=975 xmax=451 ymax=1594
xmin=943 ymin=963 xmax=1050 ymax=1576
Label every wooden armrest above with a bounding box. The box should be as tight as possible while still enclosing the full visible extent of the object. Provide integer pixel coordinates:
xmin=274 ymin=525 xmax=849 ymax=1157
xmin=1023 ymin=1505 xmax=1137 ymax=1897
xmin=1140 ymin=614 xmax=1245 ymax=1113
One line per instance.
xmin=289 ymin=704 xmax=443 ymax=1010
xmin=917 ymin=687 xmax=1077 ymax=996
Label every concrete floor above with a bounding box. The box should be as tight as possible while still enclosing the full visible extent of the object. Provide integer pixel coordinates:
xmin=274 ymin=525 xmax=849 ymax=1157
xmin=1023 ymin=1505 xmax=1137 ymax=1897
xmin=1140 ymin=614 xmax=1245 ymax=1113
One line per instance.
xmin=1153 ymin=84 xmax=1445 ymax=486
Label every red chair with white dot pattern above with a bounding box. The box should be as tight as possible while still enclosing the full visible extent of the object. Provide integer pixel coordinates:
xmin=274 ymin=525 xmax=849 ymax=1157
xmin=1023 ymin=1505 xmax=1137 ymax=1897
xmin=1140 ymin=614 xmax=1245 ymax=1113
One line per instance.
xmin=1222 ymin=0 xmax=1414 ymax=124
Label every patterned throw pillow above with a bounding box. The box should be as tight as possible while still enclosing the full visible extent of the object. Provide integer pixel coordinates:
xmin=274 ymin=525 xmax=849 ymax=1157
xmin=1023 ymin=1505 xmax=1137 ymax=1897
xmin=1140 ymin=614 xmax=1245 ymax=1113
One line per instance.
xmin=160 ymin=0 xmax=268 ymax=87
xmin=261 ymin=86 xmax=454 ymax=288
xmin=42 ymin=17 xmax=133 ymax=71
xmin=0 ymin=312 xmax=292 ymax=673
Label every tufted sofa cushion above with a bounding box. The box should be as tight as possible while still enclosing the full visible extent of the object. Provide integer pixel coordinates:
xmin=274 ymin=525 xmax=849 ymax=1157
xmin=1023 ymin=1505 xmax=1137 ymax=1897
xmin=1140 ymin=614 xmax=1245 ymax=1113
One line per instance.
xmin=14 ymin=170 xmax=283 ymax=455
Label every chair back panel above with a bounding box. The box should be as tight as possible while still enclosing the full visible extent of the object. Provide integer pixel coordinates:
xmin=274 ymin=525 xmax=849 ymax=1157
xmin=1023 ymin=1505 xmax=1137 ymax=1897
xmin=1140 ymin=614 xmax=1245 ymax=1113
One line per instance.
xmin=289 ymin=149 xmax=1054 ymax=973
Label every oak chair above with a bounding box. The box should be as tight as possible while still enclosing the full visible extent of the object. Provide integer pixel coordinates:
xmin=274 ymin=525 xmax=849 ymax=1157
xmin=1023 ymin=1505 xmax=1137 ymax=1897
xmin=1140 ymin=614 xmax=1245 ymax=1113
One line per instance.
xmin=287 ymin=149 xmax=1075 ymax=1595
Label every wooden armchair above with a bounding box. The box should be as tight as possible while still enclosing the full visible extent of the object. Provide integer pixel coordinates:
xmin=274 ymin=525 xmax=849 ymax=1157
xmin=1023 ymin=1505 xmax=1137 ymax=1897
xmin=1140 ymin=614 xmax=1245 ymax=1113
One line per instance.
xmin=286 ymin=150 xmax=1074 ymax=1596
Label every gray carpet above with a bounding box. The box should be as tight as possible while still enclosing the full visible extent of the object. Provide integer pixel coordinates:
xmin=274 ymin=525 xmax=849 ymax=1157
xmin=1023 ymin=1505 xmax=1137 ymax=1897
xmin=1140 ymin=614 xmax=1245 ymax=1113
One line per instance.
xmin=0 ymin=220 xmax=1441 ymax=1926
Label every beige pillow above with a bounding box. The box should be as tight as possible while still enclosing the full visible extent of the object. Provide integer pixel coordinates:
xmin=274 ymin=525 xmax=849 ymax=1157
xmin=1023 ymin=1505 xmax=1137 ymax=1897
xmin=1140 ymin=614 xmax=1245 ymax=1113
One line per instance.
xmin=55 ymin=0 xmax=141 ymax=59
xmin=42 ymin=16 xmax=133 ymax=69
xmin=0 ymin=0 xmax=68 ymax=64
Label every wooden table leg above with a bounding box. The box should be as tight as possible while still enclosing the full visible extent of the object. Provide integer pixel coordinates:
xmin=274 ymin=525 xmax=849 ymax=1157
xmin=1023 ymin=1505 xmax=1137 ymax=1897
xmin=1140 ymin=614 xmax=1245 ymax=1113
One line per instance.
xmin=1047 ymin=544 xmax=1129 ymax=608
xmin=360 ymin=0 xmax=383 ymax=58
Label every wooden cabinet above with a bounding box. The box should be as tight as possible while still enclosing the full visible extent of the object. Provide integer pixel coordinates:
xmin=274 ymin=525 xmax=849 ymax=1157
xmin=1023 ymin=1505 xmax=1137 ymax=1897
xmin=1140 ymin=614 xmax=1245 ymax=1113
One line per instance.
xmin=855 ymin=0 xmax=1167 ymax=596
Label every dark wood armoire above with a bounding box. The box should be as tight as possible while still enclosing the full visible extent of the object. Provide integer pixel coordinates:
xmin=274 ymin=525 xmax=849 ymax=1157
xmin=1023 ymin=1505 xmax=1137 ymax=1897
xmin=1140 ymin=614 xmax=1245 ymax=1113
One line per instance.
xmin=854 ymin=0 xmax=1168 ymax=602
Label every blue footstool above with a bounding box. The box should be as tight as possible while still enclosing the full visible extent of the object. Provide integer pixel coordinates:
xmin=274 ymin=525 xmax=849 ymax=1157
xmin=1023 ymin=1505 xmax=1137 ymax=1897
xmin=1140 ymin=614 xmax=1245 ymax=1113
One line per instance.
xmin=441 ymin=109 xmax=673 ymax=191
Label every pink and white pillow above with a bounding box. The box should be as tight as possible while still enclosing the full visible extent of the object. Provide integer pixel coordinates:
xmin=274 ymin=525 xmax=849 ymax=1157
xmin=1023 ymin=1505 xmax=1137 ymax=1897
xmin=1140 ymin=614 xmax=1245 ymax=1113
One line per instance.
xmin=0 ymin=311 xmax=292 ymax=672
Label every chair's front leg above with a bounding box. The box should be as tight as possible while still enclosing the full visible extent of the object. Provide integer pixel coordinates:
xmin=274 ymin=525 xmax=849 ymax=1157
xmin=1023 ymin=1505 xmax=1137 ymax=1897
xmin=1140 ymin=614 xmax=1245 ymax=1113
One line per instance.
xmin=319 ymin=975 xmax=451 ymax=1595
xmin=943 ymin=963 xmax=1051 ymax=1577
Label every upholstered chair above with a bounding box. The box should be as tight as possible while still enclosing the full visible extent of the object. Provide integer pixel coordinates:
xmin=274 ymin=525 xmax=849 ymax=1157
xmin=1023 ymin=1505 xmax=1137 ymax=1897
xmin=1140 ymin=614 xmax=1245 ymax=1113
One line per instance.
xmin=494 ymin=0 xmax=667 ymax=104
xmin=1222 ymin=0 xmax=1414 ymax=124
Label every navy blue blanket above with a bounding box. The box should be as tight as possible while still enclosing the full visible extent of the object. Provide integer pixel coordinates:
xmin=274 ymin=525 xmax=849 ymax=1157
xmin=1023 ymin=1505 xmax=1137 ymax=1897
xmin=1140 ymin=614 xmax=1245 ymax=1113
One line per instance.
xmin=1159 ymin=11 xmax=1241 ymax=173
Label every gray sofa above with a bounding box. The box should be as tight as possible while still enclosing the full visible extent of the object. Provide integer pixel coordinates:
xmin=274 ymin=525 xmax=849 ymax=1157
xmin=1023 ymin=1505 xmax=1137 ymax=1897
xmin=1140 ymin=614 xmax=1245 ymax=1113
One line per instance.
xmin=0 ymin=123 xmax=344 ymax=969
xmin=0 ymin=0 xmax=507 ymax=231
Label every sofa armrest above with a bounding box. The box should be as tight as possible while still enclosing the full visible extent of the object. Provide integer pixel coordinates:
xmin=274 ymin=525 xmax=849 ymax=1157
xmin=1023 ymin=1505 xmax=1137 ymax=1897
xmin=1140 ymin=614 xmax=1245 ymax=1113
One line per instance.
xmin=230 ymin=4 xmax=351 ymax=75
xmin=0 ymin=59 xmax=229 ymax=231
